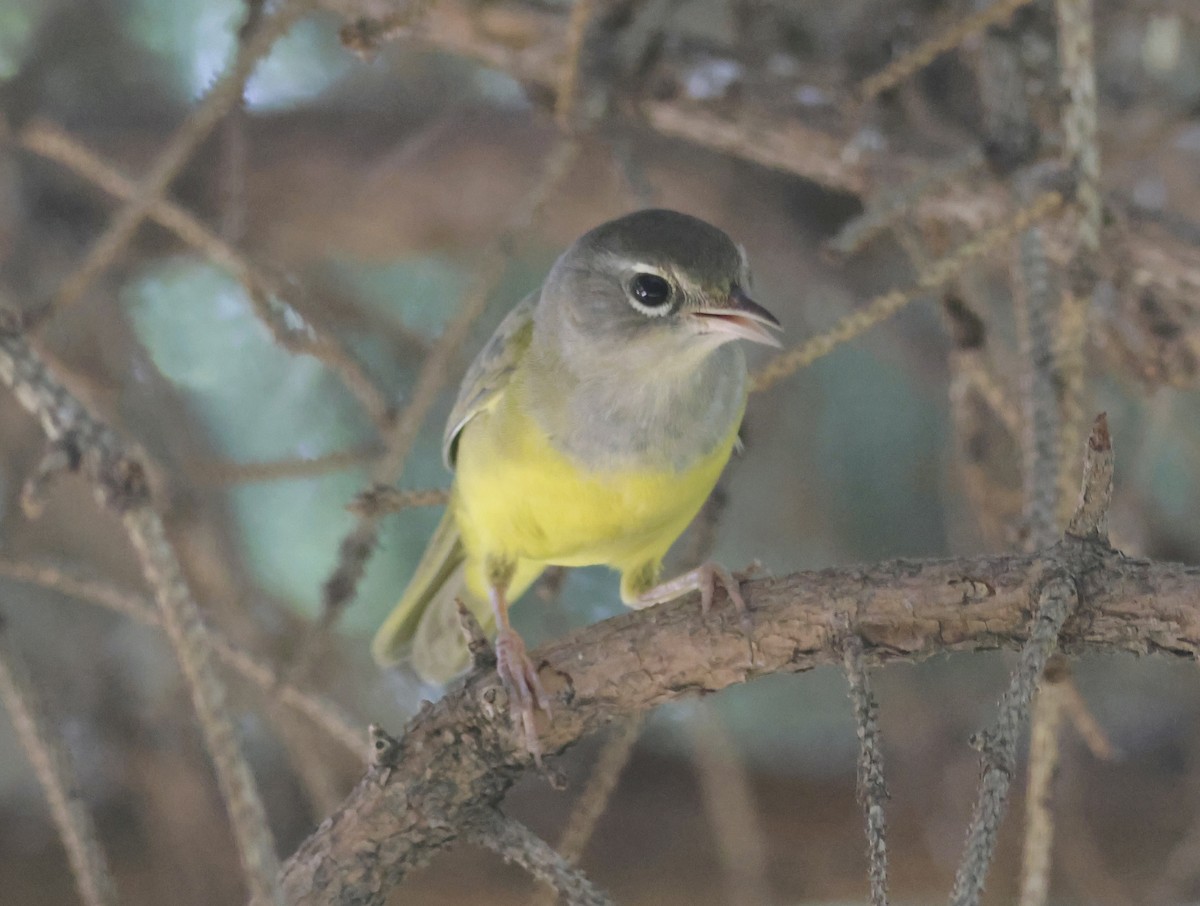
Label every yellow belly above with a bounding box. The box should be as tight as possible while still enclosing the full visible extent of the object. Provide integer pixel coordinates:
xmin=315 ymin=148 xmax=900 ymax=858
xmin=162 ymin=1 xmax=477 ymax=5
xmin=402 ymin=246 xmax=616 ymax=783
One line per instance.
xmin=453 ymin=388 xmax=740 ymax=595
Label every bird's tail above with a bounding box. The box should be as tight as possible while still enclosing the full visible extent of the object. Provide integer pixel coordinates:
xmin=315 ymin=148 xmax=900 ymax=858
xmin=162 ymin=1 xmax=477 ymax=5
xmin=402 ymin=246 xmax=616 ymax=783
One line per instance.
xmin=371 ymin=501 xmax=542 ymax=685
xmin=371 ymin=503 xmax=480 ymax=683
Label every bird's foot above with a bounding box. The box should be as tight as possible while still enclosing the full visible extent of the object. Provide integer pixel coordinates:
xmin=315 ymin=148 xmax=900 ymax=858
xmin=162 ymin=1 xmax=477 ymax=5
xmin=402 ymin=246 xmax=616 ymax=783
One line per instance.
xmin=632 ymin=561 xmax=748 ymax=614
xmin=495 ymin=627 xmax=552 ymax=763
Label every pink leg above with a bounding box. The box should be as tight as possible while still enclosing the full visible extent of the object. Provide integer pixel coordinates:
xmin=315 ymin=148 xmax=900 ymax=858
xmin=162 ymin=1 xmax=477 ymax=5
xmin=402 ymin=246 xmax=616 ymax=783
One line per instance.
xmin=489 ymin=585 xmax=551 ymax=762
xmin=632 ymin=561 xmax=747 ymax=614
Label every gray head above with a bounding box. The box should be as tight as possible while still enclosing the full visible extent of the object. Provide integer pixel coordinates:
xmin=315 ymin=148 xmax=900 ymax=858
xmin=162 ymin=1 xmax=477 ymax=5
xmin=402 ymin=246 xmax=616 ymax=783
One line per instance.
xmin=536 ymin=209 xmax=780 ymax=374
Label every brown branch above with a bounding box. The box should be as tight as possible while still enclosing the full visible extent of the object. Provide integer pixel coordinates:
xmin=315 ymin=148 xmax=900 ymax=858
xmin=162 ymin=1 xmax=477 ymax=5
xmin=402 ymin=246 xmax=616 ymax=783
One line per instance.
xmin=857 ymin=0 xmax=1036 ymax=103
xmin=277 ymin=535 xmax=1200 ymax=904
xmin=190 ymin=447 xmax=381 ymax=486
xmin=44 ymin=0 xmax=318 ymax=323
xmin=949 ymin=415 xmax=1111 ymax=906
xmin=1015 ymin=225 xmax=1061 ymax=549
xmin=843 ymin=633 xmax=890 ymax=906
xmin=19 ymin=121 xmax=394 ymax=433
xmin=751 ymin=191 xmax=1063 ymax=394
xmin=346 ymin=485 xmax=450 ymax=517
xmin=1054 ymin=0 xmax=1101 ymax=527
xmin=0 ymin=558 xmax=363 ymax=758
xmin=0 ymin=313 xmax=283 ymax=904
xmin=530 ymin=716 xmax=644 ymax=906
xmin=1018 ymin=661 xmax=1068 ymax=906
xmin=689 ymin=703 xmax=775 ymax=906
xmin=0 ymin=611 xmax=119 ymax=906
xmin=466 ymin=810 xmax=613 ymax=906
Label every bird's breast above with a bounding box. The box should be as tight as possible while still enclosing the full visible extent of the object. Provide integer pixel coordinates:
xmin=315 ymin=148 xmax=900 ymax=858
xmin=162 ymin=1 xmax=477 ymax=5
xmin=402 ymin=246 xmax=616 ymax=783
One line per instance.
xmin=452 ymin=352 xmax=745 ymax=565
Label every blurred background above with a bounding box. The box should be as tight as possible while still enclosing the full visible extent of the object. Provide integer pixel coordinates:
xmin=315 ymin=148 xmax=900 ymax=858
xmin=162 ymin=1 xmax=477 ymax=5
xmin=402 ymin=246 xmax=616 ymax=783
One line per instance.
xmin=1 ymin=0 xmax=1199 ymax=902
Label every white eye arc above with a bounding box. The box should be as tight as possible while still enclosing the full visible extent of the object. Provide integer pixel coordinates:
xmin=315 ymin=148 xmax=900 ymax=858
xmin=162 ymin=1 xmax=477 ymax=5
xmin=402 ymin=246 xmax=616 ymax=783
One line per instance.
xmin=626 ymin=266 xmax=676 ymax=317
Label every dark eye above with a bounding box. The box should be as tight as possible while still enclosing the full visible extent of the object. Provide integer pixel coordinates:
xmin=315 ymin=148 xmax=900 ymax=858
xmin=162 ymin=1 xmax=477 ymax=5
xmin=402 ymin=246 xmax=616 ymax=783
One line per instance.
xmin=629 ymin=273 xmax=673 ymax=311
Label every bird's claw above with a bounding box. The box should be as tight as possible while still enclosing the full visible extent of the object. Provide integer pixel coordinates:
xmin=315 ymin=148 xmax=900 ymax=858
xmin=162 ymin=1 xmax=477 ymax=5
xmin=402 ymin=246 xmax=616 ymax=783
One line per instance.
xmin=495 ymin=628 xmax=551 ymax=764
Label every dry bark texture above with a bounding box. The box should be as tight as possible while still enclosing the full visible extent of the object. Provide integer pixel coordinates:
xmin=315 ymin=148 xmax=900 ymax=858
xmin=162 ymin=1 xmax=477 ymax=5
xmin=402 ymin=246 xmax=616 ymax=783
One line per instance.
xmin=280 ymin=537 xmax=1200 ymax=903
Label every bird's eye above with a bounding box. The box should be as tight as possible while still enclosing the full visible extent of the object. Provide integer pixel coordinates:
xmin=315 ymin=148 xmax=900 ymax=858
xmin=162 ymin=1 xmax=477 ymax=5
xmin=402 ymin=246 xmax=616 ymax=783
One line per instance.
xmin=628 ymin=273 xmax=673 ymax=314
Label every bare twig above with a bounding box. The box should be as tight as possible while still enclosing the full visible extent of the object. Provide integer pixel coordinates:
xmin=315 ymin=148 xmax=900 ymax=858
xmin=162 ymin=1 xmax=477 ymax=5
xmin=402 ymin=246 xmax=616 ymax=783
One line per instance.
xmin=191 ymin=448 xmax=381 ymax=486
xmin=1054 ymin=0 xmax=1101 ymax=524
xmin=949 ymin=573 xmax=1078 ymax=906
xmin=555 ymin=0 xmax=598 ymax=132
xmin=752 ymin=191 xmax=1064 ymax=394
xmin=0 ymin=612 xmax=119 ymax=906
xmin=534 ymin=716 xmax=643 ymax=899
xmin=45 ymin=0 xmax=318 ymax=322
xmin=689 ymin=703 xmax=775 ymax=906
xmin=467 ymin=809 xmax=614 ymax=906
xmin=843 ymin=634 xmax=890 ymax=906
xmin=1014 ymin=226 xmax=1061 ymax=549
xmin=218 ymin=0 xmax=267 ymax=244
xmin=347 ymin=485 xmax=450 ymax=517
xmin=20 ymin=121 xmax=394 ymax=432
xmin=0 ymin=318 xmax=282 ymax=904
xmin=949 ymin=416 xmax=1112 ymax=906
xmin=825 ymin=150 xmax=984 ymax=260
xmin=1060 ymin=678 xmax=1115 ymax=761
xmin=0 ymin=558 xmax=363 ymax=757
xmin=1018 ymin=659 xmax=1068 ymax=906
xmin=858 ymin=0 xmax=1036 ymax=103
xmin=1065 ymin=413 xmax=1112 ymax=540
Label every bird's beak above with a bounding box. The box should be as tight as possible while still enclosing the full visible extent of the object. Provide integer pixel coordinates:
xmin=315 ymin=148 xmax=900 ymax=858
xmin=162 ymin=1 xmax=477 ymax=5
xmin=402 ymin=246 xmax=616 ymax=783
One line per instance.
xmin=689 ymin=285 xmax=782 ymax=348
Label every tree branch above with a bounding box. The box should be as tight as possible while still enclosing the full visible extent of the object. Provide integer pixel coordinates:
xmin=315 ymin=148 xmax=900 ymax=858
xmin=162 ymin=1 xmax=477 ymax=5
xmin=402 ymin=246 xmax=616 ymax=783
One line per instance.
xmin=278 ymin=536 xmax=1200 ymax=904
xmin=0 ymin=310 xmax=283 ymax=904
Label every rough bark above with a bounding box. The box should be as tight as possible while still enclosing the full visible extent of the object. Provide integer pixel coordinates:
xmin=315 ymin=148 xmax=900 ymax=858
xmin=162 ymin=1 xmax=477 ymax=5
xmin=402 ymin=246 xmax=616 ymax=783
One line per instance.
xmin=279 ymin=538 xmax=1200 ymax=904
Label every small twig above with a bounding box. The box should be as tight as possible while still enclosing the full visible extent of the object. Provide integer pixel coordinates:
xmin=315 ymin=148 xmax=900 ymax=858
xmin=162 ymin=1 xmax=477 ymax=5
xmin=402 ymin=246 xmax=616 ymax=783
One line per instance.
xmin=689 ymin=703 xmax=775 ymax=906
xmin=217 ymin=0 xmax=267 ymax=244
xmin=942 ymin=294 xmax=1022 ymax=438
xmin=555 ymin=0 xmax=598 ymax=132
xmin=467 ymin=809 xmax=614 ymax=906
xmin=824 ymin=149 xmax=984 ymax=260
xmin=0 ymin=557 xmax=363 ymax=757
xmin=44 ymin=0 xmax=317 ymax=323
xmin=1054 ymin=0 xmax=1101 ymax=527
xmin=19 ymin=121 xmax=393 ymax=432
xmin=1060 ymin=678 xmax=1115 ymax=761
xmin=347 ymin=485 xmax=451 ymax=517
xmin=843 ymin=634 xmax=890 ymax=906
xmin=1065 ymin=413 xmax=1112 ymax=540
xmin=1018 ymin=658 xmax=1069 ymax=906
xmin=191 ymin=447 xmax=381 ymax=486
xmin=752 ymin=191 xmax=1064 ymax=394
xmin=0 ymin=611 xmax=119 ymax=906
xmin=1014 ymin=226 xmax=1061 ymax=550
xmin=0 ymin=319 xmax=283 ymax=904
xmin=531 ymin=716 xmax=642 ymax=906
xmin=858 ymin=0 xmax=1036 ymax=103
xmin=949 ymin=573 xmax=1078 ymax=906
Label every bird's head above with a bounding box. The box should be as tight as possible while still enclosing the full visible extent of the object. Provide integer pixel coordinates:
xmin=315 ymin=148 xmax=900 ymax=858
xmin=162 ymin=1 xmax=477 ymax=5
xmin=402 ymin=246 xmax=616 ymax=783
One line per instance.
xmin=539 ymin=209 xmax=781 ymax=366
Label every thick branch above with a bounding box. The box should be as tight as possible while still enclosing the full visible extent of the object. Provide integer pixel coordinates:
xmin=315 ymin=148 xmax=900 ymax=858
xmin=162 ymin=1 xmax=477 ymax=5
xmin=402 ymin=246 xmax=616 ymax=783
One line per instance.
xmin=279 ymin=539 xmax=1200 ymax=904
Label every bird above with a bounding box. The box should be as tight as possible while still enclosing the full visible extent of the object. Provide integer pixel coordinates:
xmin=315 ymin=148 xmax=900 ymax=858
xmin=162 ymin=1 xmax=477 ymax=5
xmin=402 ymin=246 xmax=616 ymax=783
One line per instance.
xmin=372 ymin=208 xmax=780 ymax=754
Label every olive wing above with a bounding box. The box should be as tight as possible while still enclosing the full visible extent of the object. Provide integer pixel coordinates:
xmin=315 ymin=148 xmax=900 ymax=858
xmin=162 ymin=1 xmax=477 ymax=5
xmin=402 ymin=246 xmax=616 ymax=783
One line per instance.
xmin=442 ymin=291 xmax=537 ymax=468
